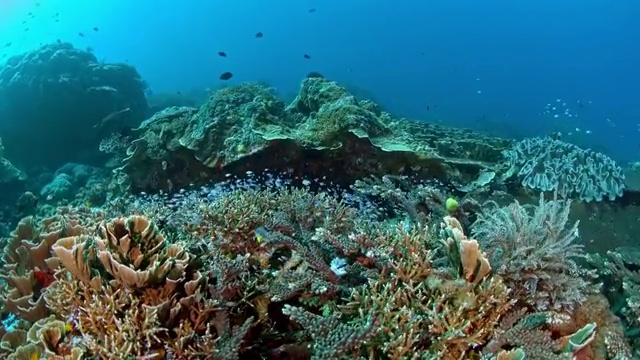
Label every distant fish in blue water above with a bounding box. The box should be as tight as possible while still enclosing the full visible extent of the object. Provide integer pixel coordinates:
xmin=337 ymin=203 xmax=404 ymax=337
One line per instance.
xmin=308 ymin=8 xmax=317 ymax=13
xmin=4 ymin=42 xmax=10 ymax=47
xmin=220 ymin=71 xmax=233 ymax=80
xmin=78 ymin=32 xmax=84 ymax=37
xmin=303 ymin=54 xmax=311 ymax=59
xmin=93 ymin=27 xmax=99 ymax=32
xmin=218 ymin=51 xmax=227 ymax=57
xmin=255 ymin=32 xmax=264 ymax=38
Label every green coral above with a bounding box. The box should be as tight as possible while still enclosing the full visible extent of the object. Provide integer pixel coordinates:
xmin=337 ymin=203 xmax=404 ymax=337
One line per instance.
xmin=295 ymin=95 xmax=390 ymax=149
xmin=282 ymin=304 xmax=379 ymax=360
xmin=179 ymin=83 xmax=289 ymax=167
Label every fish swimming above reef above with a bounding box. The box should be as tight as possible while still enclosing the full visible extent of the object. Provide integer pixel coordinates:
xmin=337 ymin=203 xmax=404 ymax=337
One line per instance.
xmin=219 ymin=71 xmax=233 ymax=80
xmin=94 ymin=107 xmax=131 ymax=128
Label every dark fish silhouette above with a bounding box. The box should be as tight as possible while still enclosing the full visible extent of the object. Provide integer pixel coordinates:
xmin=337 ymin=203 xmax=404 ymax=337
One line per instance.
xmin=4 ymin=42 xmax=11 ymax=47
xmin=219 ymin=71 xmax=233 ymax=80
xmin=93 ymin=27 xmax=99 ymax=31
xmin=218 ymin=51 xmax=227 ymax=57
xmin=255 ymin=32 xmax=263 ymax=38
xmin=308 ymin=8 xmax=316 ymax=13
xmin=78 ymin=32 xmax=84 ymax=37
xmin=303 ymin=54 xmax=310 ymax=59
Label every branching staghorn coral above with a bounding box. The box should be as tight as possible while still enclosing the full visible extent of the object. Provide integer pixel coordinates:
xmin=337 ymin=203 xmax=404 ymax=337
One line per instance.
xmin=282 ymin=304 xmax=378 ymax=360
xmin=338 ymin=220 xmax=513 ymax=359
xmin=194 ymin=187 xmax=374 ymax=304
xmin=471 ymin=193 xmax=596 ymax=313
xmin=2 ymin=181 xmax=630 ymax=359
xmin=39 ymin=189 xmax=372 ymax=360
xmin=44 ymin=215 xmax=210 ymax=359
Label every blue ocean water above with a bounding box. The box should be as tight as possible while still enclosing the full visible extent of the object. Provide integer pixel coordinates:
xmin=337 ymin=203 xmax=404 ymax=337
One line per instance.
xmin=1 ymin=0 xmax=639 ymax=162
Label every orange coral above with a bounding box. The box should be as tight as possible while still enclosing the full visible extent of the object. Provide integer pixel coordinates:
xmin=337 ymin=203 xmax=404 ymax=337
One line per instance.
xmin=442 ymin=215 xmax=492 ymax=285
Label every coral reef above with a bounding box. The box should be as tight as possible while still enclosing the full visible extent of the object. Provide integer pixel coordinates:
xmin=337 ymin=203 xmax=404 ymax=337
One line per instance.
xmin=40 ymin=163 xmax=108 ymax=205
xmin=114 ymin=78 xmax=512 ymax=194
xmin=0 ymin=177 xmax=633 ymax=359
xmin=0 ymin=138 xmax=25 ymax=184
xmin=0 ymin=75 xmax=637 ymax=359
xmin=0 ymin=42 xmax=148 ymax=171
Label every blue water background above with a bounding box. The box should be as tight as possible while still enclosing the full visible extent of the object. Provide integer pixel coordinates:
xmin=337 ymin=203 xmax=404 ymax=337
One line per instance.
xmin=1 ymin=0 xmax=639 ymax=163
